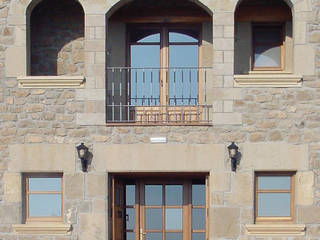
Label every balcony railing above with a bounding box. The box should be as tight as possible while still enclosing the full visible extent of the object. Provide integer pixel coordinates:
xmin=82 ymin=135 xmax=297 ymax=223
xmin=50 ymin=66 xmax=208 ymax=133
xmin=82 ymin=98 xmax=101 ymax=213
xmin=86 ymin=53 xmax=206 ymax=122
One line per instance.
xmin=106 ymin=67 xmax=213 ymax=125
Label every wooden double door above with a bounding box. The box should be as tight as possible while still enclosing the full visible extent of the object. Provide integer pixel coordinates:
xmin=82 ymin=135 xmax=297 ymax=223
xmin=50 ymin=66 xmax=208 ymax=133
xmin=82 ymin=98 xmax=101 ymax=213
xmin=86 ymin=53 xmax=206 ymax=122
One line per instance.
xmin=111 ymin=177 xmax=208 ymax=240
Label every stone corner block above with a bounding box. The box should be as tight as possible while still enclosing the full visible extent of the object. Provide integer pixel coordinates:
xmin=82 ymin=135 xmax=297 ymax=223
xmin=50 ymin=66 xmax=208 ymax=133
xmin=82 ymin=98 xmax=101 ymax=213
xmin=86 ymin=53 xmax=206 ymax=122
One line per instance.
xmin=9 ymin=144 xmax=75 ymax=172
xmin=296 ymin=171 xmax=314 ymax=206
xmin=79 ymin=213 xmax=106 ymax=240
xmin=64 ymin=173 xmax=84 ymax=200
xmin=212 ymin=112 xmax=242 ymax=125
xmin=297 ymin=206 xmax=320 ymax=224
xmin=211 ymin=207 xmax=240 ymax=238
xmin=5 ymin=47 xmax=26 ymax=77
xmin=86 ymin=174 xmax=107 ymax=198
xmin=4 ymin=173 xmax=22 ymax=203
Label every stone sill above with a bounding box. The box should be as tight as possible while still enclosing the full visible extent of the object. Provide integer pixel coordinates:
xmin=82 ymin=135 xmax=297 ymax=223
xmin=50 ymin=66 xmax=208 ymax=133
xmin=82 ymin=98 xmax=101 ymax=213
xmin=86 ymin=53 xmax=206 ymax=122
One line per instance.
xmin=246 ymin=224 xmax=306 ymax=235
xmin=234 ymin=74 xmax=302 ymax=87
xmin=17 ymin=76 xmax=85 ymax=88
xmin=12 ymin=222 xmax=71 ymax=235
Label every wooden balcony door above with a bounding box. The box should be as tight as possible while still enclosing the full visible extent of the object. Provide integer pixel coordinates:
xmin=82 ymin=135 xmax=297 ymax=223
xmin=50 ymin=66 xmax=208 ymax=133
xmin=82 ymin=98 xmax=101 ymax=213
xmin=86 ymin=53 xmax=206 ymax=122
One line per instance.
xmin=111 ymin=177 xmax=208 ymax=240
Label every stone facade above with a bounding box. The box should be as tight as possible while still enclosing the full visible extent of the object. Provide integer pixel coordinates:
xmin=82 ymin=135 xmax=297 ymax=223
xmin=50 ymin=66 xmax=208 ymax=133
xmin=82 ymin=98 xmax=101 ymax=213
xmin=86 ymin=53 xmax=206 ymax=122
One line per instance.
xmin=0 ymin=0 xmax=320 ymax=239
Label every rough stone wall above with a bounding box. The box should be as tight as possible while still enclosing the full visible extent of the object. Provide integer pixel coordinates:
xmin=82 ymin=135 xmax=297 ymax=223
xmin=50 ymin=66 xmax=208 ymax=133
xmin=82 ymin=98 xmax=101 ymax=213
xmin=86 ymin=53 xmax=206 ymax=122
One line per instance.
xmin=0 ymin=0 xmax=319 ymax=239
xmin=30 ymin=0 xmax=84 ymax=76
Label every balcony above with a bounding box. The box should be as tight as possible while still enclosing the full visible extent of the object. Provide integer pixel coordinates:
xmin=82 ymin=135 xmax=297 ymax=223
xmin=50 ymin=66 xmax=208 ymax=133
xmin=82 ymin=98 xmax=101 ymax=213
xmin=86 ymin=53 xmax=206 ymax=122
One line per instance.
xmin=106 ymin=67 xmax=213 ymax=125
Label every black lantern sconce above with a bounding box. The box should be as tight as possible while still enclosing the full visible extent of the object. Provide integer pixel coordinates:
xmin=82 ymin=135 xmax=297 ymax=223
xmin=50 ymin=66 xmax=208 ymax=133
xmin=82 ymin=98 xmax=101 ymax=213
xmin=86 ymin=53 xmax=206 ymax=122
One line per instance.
xmin=228 ymin=142 xmax=239 ymax=172
xmin=76 ymin=143 xmax=89 ymax=172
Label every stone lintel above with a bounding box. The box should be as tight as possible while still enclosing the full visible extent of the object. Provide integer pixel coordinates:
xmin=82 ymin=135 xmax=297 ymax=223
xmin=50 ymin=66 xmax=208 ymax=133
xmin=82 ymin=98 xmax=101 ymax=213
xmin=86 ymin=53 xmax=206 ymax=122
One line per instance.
xmin=246 ymin=224 xmax=306 ymax=235
xmin=17 ymin=76 xmax=85 ymax=88
xmin=12 ymin=223 xmax=71 ymax=235
xmin=234 ymin=74 xmax=302 ymax=87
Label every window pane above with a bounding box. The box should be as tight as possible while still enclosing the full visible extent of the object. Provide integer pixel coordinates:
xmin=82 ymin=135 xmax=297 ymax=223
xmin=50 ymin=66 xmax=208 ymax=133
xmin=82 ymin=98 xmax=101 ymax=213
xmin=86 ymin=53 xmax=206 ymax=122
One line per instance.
xmin=192 ymin=184 xmax=205 ymax=206
xmin=169 ymin=32 xmax=198 ymax=43
xmin=29 ymin=194 xmax=61 ymax=217
xmin=165 ymin=208 xmax=182 ymax=230
xmin=192 ymin=233 xmax=205 ymax=240
xmin=145 ymin=208 xmax=162 ymax=230
xmin=29 ymin=178 xmax=61 ymax=191
xmin=166 ymin=232 xmax=182 ymax=240
xmin=145 ymin=185 xmax=162 ymax=205
xmin=146 ymin=233 xmax=162 ymax=240
xmin=126 ymin=232 xmax=135 ymax=240
xmin=254 ymin=28 xmax=281 ymax=43
xmin=257 ymin=193 xmax=291 ymax=217
xmin=169 ymin=45 xmax=198 ymax=68
xmin=126 ymin=185 xmax=135 ymax=205
xmin=258 ymin=176 xmax=291 ymax=190
xmin=254 ymin=45 xmax=281 ymax=67
xmin=165 ymin=185 xmax=182 ymax=205
xmin=138 ymin=33 xmax=160 ymax=43
xmin=126 ymin=208 xmax=135 ymax=230
xmin=192 ymin=208 xmax=205 ymax=230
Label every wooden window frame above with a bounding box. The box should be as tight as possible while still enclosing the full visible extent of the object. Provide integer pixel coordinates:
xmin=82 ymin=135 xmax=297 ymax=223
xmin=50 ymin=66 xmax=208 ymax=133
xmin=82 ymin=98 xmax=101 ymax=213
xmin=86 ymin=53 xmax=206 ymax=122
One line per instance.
xmin=126 ymin=23 xmax=203 ymax=106
xmin=255 ymin=172 xmax=295 ymax=223
xmin=251 ymin=23 xmax=285 ymax=71
xmin=110 ymin=174 xmax=209 ymax=240
xmin=24 ymin=173 xmax=63 ymax=223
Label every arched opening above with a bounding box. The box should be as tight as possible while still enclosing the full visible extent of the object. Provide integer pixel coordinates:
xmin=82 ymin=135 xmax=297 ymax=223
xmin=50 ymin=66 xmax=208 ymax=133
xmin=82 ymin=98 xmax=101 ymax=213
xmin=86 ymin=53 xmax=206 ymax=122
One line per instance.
xmin=234 ymin=0 xmax=292 ymax=74
xmin=106 ymin=0 xmax=213 ymax=124
xmin=29 ymin=0 xmax=84 ymax=76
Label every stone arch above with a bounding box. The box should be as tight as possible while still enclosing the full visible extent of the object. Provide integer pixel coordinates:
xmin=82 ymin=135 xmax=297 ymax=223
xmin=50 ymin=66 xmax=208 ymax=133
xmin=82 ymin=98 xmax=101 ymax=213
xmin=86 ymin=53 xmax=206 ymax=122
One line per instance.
xmin=233 ymin=0 xmax=293 ymax=15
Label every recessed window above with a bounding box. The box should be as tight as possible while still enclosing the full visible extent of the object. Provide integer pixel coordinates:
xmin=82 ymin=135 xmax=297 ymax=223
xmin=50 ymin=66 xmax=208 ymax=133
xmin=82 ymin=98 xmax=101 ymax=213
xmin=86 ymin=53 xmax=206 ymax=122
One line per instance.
xmin=255 ymin=172 xmax=295 ymax=222
xmin=252 ymin=25 xmax=284 ymax=70
xmin=24 ymin=173 xmax=63 ymax=222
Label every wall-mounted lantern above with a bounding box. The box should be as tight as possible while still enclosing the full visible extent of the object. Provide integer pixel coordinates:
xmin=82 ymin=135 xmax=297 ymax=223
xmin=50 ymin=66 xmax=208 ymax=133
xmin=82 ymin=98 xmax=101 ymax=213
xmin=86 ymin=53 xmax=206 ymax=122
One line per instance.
xmin=228 ymin=142 xmax=239 ymax=172
xmin=76 ymin=143 xmax=89 ymax=172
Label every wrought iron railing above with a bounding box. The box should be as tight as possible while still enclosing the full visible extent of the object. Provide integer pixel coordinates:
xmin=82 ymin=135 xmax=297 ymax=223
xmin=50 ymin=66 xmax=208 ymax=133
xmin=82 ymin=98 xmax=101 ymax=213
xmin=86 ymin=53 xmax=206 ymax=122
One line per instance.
xmin=106 ymin=67 xmax=213 ymax=125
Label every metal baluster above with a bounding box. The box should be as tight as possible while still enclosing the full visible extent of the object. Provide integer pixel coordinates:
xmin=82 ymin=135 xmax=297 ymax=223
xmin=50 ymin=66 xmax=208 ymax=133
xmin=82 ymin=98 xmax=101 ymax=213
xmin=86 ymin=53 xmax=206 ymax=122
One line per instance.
xmin=143 ymin=70 xmax=145 ymax=106
xmin=204 ymin=69 xmax=207 ymax=104
xmin=127 ymin=68 xmax=130 ymax=122
xmin=197 ymin=69 xmax=199 ymax=105
xmin=181 ymin=70 xmax=184 ymax=105
xmin=151 ymin=71 xmax=153 ymax=106
xmin=135 ymin=70 xmax=138 ymax=106
xmin=112 ymin=71 xmax=115 ymax=122
xmin=189 ymin=69 xmax=192 ymax=105
xmin=174 ymin=69 xmax=176 ymax=106
xmin=119 ymin=68 xmax=122 ymax=122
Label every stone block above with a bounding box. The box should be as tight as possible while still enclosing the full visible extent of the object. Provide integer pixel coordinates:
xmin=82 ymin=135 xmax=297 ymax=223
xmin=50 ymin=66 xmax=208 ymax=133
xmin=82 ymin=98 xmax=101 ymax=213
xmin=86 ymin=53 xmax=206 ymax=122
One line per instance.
xmin=210 ymin=172 xmax=230 ymax=191
xmin=86 ymin=40 xmax=105 ymax=52
xmin=79 ymin=213 xmax=106 ymax=240
xmin=223 ymin=100 xmax=233 ymax=112
xmin=295 ymin=22 xmax=306 ymax=44
xmin=229 ymin=173 xmax=253 ymax=206
xmin=212 ymin=113 xmax=242 ymax=125
xmin=0 ymin=204 xmax=21 ymax=224
xmin=93 ymin=199 xmax=106 ymax=213
xmin=75 ymin=89 xmax=105 ymax=101
xmin=9 ymin=144 xmax=75 ymax=171
xmin=4 ymin=173 xmax=21 ymax=203
xmin=297 ymin=206 xmax=320 ymax=224
xmin=211 ymin=88 xmax=242 ymax=100
xmin=94 ymin=144 xmax=225 ymax=172
xmin=5 ymin=47 xmax=26 ymax=77
xmin=211 ymin=207 xmax=240 ymax=238
xmin=76 ymin=113 xmax=105 ymax=125
xmin=64 ymin=174 xmax=84 ymax=200
xmin=242 ymin=143 xmax=308 ymax=170
xmin=87 ymin=174 xmax=106 ymax=198
xmin=296 ymin=171 xmax=314 ymax=206
xmin=86 ymin=14 xmax=105 ymax=27
xmin=294 ymin=45 xmax=314 ymax=76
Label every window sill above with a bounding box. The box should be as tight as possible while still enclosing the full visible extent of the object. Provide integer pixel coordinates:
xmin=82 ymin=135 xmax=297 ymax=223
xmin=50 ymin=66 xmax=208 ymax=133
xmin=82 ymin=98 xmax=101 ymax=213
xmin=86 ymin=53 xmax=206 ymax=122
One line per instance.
xmin=12 ymin=222 xmax=71 ymax=235
xmin=234 ymin=74 xmax=302 ymax=87
xmin=246 ymin=224 xmax=306 ymax=235
xmin=17 ymin=76 xmax=85 ymax=88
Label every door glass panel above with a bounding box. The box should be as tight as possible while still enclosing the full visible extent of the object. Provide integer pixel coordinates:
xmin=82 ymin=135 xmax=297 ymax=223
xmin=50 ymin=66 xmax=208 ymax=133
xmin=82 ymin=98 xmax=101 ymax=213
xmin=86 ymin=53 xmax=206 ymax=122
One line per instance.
xmin=166 ymin=232 xmax=183 ymax=240
xmin=192 ymin=208 xmax=205 ymax=230
xmin=254 ymin=28 xmax=281 ymax=43
xmin=29 ymin=194 xmax=61 ymax=217
xmin=258 ymin=176 xmax=290 ymax=190
xmin=165 ymin=208 xmax=182 ymax=230
xmin=126 ymin=232 xmax=135 ymax=240
xmin=254 ymin=45 xmax=281 ymax=67
xmin=192 ymin=233 xmax=205 ymax=240
xmin=138 ymin=33 xmax=160 ymax=43
xmin=192 ymin=184 xmax=205 ymax=206
xmin=146 ymin=233 xmax=162 ymax=240
xmin=126 ymin=208 xmax=135 ymax=230
xmin=257 ymin=193 xmax=291 ymax=217
xmin=145 ymin=185 xmax=162 ymax=205
xmin=29 ymin=178 xmax=61 ymax=191
xmin=126 ymin=185 xmax=135 ymax=205
xmin=145 ymin=208 xmax=162 ymax=230
xmin=165 ymin=185 xmax=182 ymax=205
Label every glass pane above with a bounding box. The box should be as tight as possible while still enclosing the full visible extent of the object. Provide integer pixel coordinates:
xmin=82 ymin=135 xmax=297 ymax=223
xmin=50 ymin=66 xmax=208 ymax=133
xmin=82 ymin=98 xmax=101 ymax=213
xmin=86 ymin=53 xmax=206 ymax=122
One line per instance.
xmin=169 ymin=45 xmax=198 ymax=68
xmin=126 ymin=208 xmax=135 ymax=230
xmin=257 ymin=193 xmax=291 ymax=217
xmin=192 ymin=184 xmax=205 ymax=206
xmin=254 ymin=28 xmax=281 ymax=43
xmin=166 ymin=232 xmax=182 ymax=240
xmin=192 ymin=233 xmax=205 ymax=240
xmin=29 ymin=194 xmax=61 ymax=217
xmin=29 ymin=178 xmax=61 ymax=191
xmin=165 ymin=185 xmax=182 ymax=205
xmin=169 ymin=32 xmax=198 ymax=43
xmin=126 ymin=185 xmax=135 ymax=205
xmin=146 ymin=233 xmax=162 ymax=240
xmin=165 ymin=208 xmax=182 ymax=230
xmin=254 ymin=45 xmax=281 ymax=67
xmin=258 ymin=176 xmax=291 ymax=190
xmin=130 ymin=46 xmax=160 ymax=106
xmin=126 ymin=232 xmax=135 ymax=240
xmin=192 ymin=208 xmax=205 ymax=230
xmin=145 ymin=185 xmax=162 ymax=205
xmin=138 ymin=33 xmax=160 ymax=43
xmin=145 ymin=208 xmax=162 ymax=230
